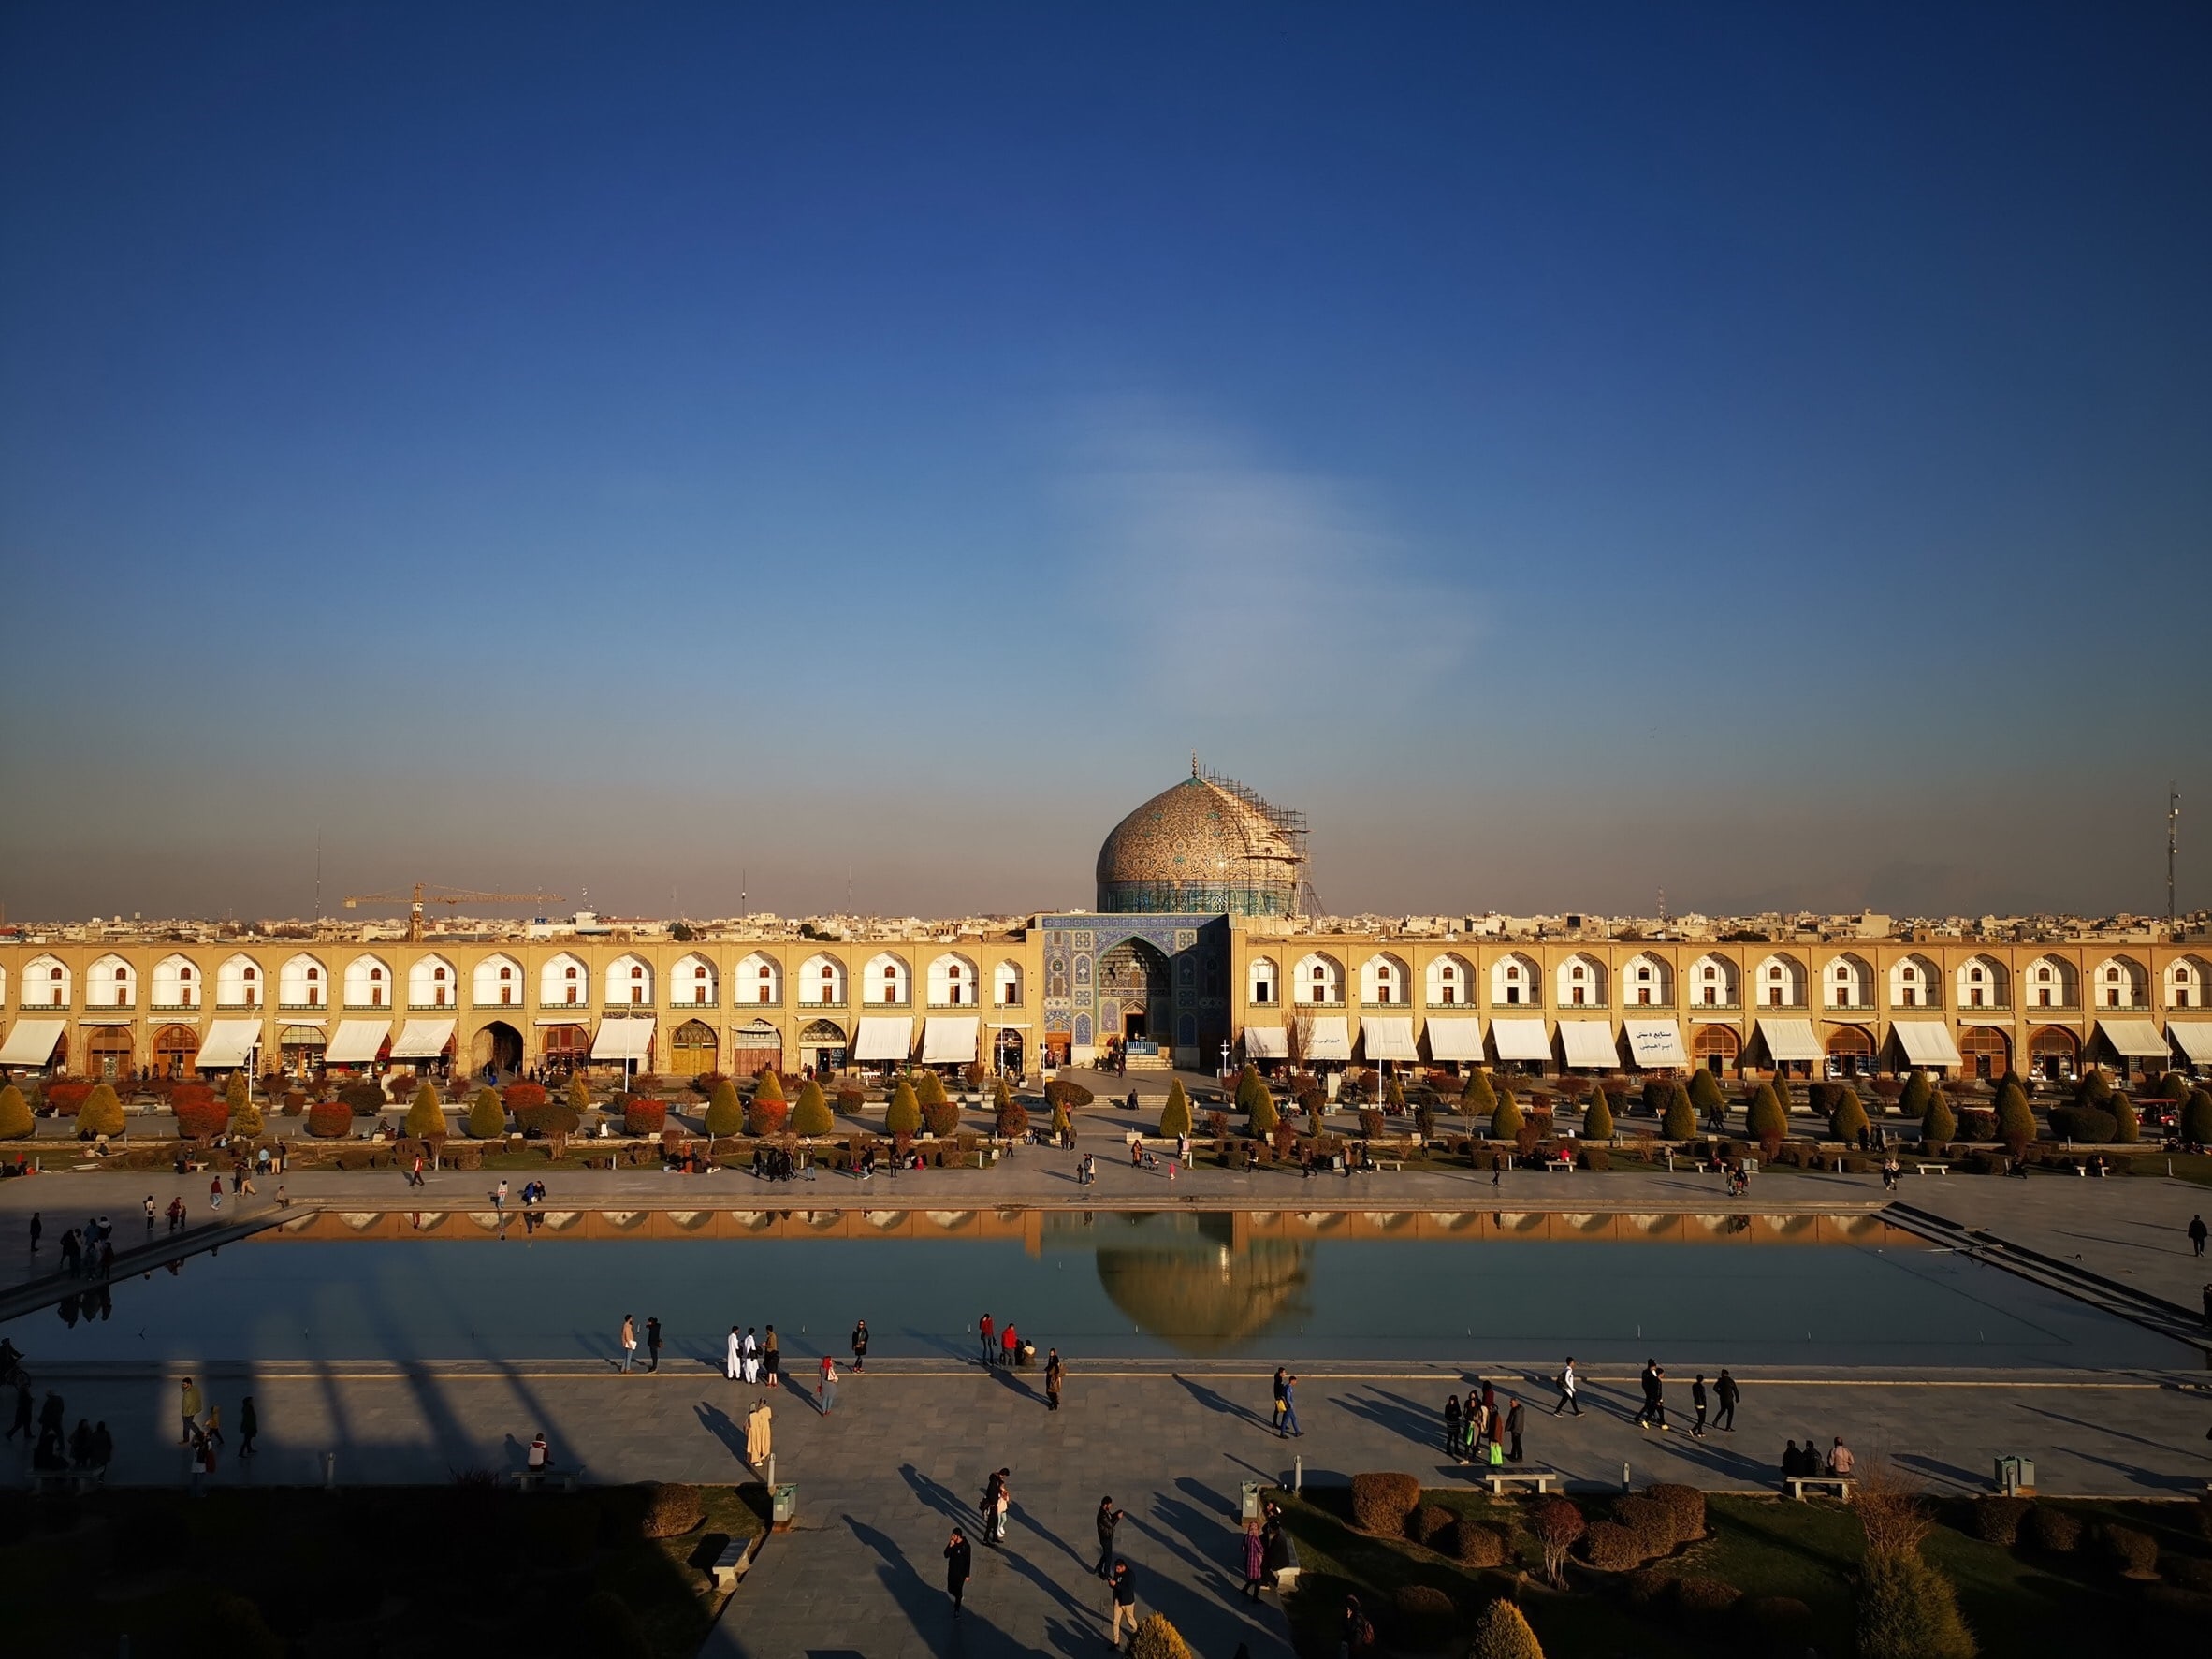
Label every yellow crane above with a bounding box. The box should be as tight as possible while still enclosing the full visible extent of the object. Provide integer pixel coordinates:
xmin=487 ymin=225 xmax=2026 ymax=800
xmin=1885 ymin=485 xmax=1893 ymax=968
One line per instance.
xmin=342 ymin=881 xmax=563 ymax=942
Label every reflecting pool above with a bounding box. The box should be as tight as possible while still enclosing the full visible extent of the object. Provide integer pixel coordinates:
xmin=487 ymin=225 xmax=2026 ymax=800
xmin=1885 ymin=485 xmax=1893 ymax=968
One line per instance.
xmin=6 ymin=1210 xmax=2190 ymax=1369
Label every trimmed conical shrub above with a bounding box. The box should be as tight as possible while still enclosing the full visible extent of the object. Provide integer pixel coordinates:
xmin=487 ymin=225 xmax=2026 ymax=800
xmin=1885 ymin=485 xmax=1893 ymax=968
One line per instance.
xmin=0 ymin=1084 xmax=32 ymax=1139
xmin=1922 ymin=1089 xmax=1957 ymax=1147
xmin=791 ymin=1080 xmax=834 ymax=1136
xmin=405 ymin=1083 xmax=445 ymax=1140
xmin=566 ymin=1073 xmax=593 ymax=1113
xmin=1747 ymin=1082 xmax=1787 ymax=1149
xmin=468 ymin=1087 xmax=506 ymax=1139
xmin=1582 ymin=1091 xmax=1613 ymax=1141
xmin=78 ymin=1084 xmax=125 ymax=1139
xmin=1491 ymin=1087 xmax=1523 ymax=1142
xmin=1128 ymin=1612 xmax=1195 ymax=1659
xmin=913 ymin=1070 xmax=948 ymax=1108
xmin=1662 ymin=1084 xmax=1696 ymax=1140
xmin=1247 ymin=1086 xmax=1279 ymax=1136
xmin=1462 ymin=1070 xmax=1497 ymax=1118
xmin=226 ymin=1071 xmax=250 ymax=1113
xmin=1158 ymin=1079 xmax=1192 ymax=1136
xmin=1857 ymin=1548 xmax=1976 ymax=1659
xmin=2180 ymin=1088 xmax=2212 ymax=1145
xmin=747 ymin=1086 xmax=791 ymax=1137
xmin=1994 ymin=1081 xmax=2035 ymax=1156
xmin=1687 ymin=1068 xmax=1724 ymax=1113
xmin=885 ymin=1080 xmax=921 ymax=1135
xmin=1899 ymin=1070 xmax=1932 ymax=1120
xmin=2111 ymin=1094 xmax=2140 ymax=1144
xmin=752 ymin=1068 xmax=786 ymax=1103
xmin=1468 ymin=1598 xmax=1545 ymax=1659
xmin=1829 ymin=1090 xmax=1870 ymax=1143
xmin=230 ymin=1090 xmax=264 ymax=1138
xmin=704 ymin=1078 xmax=743 ymax=1138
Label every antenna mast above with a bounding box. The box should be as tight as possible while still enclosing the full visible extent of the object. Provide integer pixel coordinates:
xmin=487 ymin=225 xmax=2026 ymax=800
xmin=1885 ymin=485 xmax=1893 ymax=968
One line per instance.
xmin=2169 ymin=783 xmax=2181 ymax=922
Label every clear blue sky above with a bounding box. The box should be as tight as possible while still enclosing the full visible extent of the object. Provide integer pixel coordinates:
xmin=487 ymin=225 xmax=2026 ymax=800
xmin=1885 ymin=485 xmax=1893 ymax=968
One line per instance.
xmin=3 ymin=2 xmax=2206 ymax=922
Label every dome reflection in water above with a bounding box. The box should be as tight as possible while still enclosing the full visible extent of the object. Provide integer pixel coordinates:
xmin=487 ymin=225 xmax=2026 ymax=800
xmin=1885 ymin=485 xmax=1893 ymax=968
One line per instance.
xmin=1075 ymin=1213 xmax=1312 ymax=1356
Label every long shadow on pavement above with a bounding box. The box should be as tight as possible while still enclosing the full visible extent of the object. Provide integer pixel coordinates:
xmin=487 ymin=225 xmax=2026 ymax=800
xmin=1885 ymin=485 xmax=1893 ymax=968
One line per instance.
xmin=1173 ymin=1373 xmax=1273 ymax=1430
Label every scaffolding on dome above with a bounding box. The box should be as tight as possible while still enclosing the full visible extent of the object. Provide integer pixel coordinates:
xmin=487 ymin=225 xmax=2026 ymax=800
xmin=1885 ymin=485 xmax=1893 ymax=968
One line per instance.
xmin=1194 ymin=762 xmax=1317 ymax=918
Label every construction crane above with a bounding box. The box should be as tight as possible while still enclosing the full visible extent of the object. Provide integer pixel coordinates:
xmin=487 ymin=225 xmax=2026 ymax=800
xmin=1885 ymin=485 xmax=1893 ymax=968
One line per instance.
xmin=342 ymin=882 xmax=562 ymax=942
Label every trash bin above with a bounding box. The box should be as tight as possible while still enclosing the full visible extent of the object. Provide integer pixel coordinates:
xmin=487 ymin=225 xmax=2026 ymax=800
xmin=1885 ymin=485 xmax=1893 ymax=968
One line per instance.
xmin=1994 ymin=1457 xmax=2034 ymax=1495
xmin=1241 ymin=1480 xmax=1262 ymax=1521
xmin=771 ymin=1482 xmax=798 ymax=1529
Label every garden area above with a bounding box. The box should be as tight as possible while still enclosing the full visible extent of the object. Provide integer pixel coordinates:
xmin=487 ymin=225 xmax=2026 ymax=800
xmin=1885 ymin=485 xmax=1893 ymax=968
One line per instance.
xmin=0 ymin=1477 xmax=766 ymax=1659
xmin=1269 ymin=1471 xmax=2212 ymax=1657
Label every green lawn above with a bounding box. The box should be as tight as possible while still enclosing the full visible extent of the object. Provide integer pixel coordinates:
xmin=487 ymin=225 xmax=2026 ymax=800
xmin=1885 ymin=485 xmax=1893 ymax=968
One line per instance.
xmin=1271 ymin=1485 xmax=2212 ymax=1657
xmin=0 ymin=1480 xmax=767 ymax=1658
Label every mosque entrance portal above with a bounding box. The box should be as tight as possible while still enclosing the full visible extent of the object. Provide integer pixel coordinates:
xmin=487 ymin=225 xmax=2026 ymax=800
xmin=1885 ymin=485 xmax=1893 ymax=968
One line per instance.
xmin=1099 ymin=939 xmax=1171 ymax=1051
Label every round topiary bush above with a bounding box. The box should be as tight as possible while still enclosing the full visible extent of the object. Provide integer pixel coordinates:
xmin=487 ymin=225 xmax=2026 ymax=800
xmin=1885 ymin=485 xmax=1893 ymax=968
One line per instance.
xmin=1645 ymin=1484 xmax=1706 ymax=1544
xmin=306 ymin=1099 xmax=353 ymax=1139
xmin=921 ymin=1095 xmax=960 ymax=1138
xmin=1672 ymin=1576 xmax=1741 ymax=1617
xmin=1044 ymin=1077 xmax=1094 ymax=1110
xmin=746 ymin=1090 xmax=790 ymax=1138
xmin=1128 ymin=1613 xmax=1194 ymax=1659
xmin=43 ymin=1080 xmax=92 ymax=1117
xmin=2026 ymin=1505 xmax=2081 ymax=1553
xmin=1971 ymin=1496 xmax=2030 ymax=1546
xmin=1407 ymin=1503 xmax=1453 ymax=1546
xmin=639 ymin=1481 xmax=705 ymax=1539
xmin=1612 ymin=1495 xmax=1678 ymax=1561
xmin=1391 ymin=1583 xmax=1457 ymax=1650
xmin=1581 ymin=1520 xmax=1645 ymax=1571
xmin=338 ymin=1079 xmax=385 ymax=1115
xmin=516 ymin=1101 xmax=581 ymax=1140
xmin=1578 ymin=1145 xmax=1612 ymax=1171
xmin=1450 ymin=1517 xmax=1508 ymax=1567
xmin=173 ymin=1090 xmax=228 ymax=1139
xmin=2100 ymin=1522 xmax=2159 ymax=1577
xmin=622 ymin=1097 xmax=667 ymax=1136
xmin=1349 ymin=1471 xmax=1422 ymax=1536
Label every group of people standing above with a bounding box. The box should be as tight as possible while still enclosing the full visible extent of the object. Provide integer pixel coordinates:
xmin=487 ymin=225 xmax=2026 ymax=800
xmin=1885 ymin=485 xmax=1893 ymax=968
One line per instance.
xmin=1442 ymin=1384 xmax=1524 ymax=1464
xmin=722 ymin=1323 xmax=780 ymax=1386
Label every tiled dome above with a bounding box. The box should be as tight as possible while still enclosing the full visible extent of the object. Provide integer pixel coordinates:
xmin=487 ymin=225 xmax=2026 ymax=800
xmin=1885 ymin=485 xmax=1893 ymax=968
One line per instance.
xmin=1095 ymin=773 xmax=1301 ymax=917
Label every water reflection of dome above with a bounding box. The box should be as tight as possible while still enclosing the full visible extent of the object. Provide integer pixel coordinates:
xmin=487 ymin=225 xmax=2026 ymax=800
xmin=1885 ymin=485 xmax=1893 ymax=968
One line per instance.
xmin=1094 ymin=1229 xmax=1311 ymax=1356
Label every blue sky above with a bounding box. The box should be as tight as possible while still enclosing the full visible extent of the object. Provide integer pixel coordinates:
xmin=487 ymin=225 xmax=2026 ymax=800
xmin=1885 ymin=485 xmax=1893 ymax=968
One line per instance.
xmin=3 ymin=3 xmax=2206 ymax=922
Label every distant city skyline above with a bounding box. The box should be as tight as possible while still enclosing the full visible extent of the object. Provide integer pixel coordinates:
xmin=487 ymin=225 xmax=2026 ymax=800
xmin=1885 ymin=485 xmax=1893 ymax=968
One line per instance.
xmin=3 ymin=4 xmax=2205 ymax=924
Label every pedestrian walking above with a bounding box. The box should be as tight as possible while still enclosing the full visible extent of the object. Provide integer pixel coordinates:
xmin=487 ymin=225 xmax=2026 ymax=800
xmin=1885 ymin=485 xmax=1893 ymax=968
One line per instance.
xmin=851 ymin=1318 xmax=868 ymax=1372
xmin=27 ymin=1212 xmax=40 ymax=1255
xmin=1635 ymin=1359 xmax=1668 ymax=1430
xmin=1505 ymin=1396 xmax=1524 ymax=1463
xmin=646 ymin=1317 xmax=662 ymax=1373
xmin=208 ymin=1177 xmax=222 ymax=1214
xmin=1280 ymin=1372 xmax=1302 ymax=1437
xmin=944 ymin=1525 xmax=972 ymax=1616
xmin=238 ymin=1396 xmax=257 ymax=1457
xmin=619 ymin=1314 xmax=638 ymax=1375
xmin=1443 ymin=1393 xmax=1462 ymax=1458
xmin=979 ymin=1313 xmax=995 ymax=1366
xmin=178 ymin=1376 xmax=202 ymax=1445
xmin=2190 ymin=1214 xmax=2208 ymax=1259
xmin=1240 ymin=1517 xmax=1267 ymax=1601
xmin=1272 ymin=1366 xmax=1288 ymax=1433
xmin=817 ymin=1353 xmax=837 ymax=1414
xmin=1096 ymin=1495 xmax=1122 ymax=1579
xmin=1691 ymin=1374 xmax=1710 ymax=1438
xmin=1109 ymin=1560 xmax=1138 ymax=1646
xmin=1715 ymin=1368 xmax=1740 ymax=1432
xmin=142 ymin=1196 xmax=155 ymax=1235
xmin=203 ymin=1401 xmax=225 ymax=1450
xmin=1551 ymin=1356 xmax=1581 ymax=1416
xmin=982 ymin=1468 xmax=1010 ymax=1545
xmin=1045 ymin=1346 xmax=1064 ymax=1411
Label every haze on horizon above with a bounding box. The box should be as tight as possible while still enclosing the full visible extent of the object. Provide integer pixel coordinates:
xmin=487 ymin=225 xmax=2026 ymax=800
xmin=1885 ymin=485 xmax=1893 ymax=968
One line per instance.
xmin=3 ymin=3 xmax=2206 ymax=928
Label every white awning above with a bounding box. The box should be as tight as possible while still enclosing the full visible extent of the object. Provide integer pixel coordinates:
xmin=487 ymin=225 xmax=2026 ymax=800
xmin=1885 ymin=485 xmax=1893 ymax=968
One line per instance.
xmin=1623 ymin=1019 xmax=1688 ymax=1069
xmin=391 ymin=1018 xmax=456 ymax=1060
xmin=2096 ymin=1017 xmax=2168 ymax=1059
xmin=854 ymin=1016 xmax=913 ymax=1062
xmin=2167 ymin=1020 xmax=2212 ymax=1064
xmin=1756 ymin=1017 xmax=1823 ymax=1063
xmin=1361 ymin=1016 xmax=1417 ymax=1061
xmin=196 ymin=1019 xmax=262 ymax=1070
xmin=1242 ymin=1025 xmax=1288 ymax=1059
xmin=1490 ymin=1018 xmax=1550 ymax=1062
xmin=325 ymin=1020 xmax=390 ymax=1065
xmin=590 ymin=1015 xmax=656 ymax=1061
xmin=1558 ymin=1019 xmax=1619 ymax=1070
xmin=0 ymin=1018 xmax=67 ymax=1067
xmin=921 ymin=1015 xmax=978 ymax=1065
xmin=1423 ymin=1017 xmax=1484 ymax=1062
xmin=1304 ymin=1016 xmax=1351 ymax=1061
xmin=1893 ymin=1021 xmax=1964 ymax=1068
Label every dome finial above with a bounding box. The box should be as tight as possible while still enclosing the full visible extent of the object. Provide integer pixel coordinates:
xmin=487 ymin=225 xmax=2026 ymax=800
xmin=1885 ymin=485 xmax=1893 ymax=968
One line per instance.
xmin=1190 ymin=749 xmax=1200 ymax=778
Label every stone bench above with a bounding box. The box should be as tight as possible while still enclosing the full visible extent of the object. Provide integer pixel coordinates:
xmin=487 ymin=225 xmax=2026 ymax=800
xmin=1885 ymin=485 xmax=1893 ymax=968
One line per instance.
xmin=34 ymin=1468 xmax=106 ymax=1494
xmin=1273 ymin=1565 xmax=1301 ymax=1593
xmin=1914 ymin=1164 xmax=1948 ymax=1176
xmin=1786 ymin=1476 xmax=1855 ymax=1502
xmin=1372 ymin=1159 xmax=1404 ymax=1172
xmin=512 ymin=1469 xmax=577 ymax=1493
xmin=1483 ymin=1471 xmax=1558 ymax=1495
xmin=709 ymin=1535 xmax=756 ymax=1591
xmin=1543 ymin=1160 xmax=1574 ymax=1174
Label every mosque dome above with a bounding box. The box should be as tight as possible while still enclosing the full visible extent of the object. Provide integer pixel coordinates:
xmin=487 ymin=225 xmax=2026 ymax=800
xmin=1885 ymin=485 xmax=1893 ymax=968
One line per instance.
xmin=1094 ymin=767 xmax=1306 ymax=918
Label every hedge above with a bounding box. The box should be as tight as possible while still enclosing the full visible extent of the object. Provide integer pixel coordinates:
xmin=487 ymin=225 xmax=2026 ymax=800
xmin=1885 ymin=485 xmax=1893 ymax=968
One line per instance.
xmin=746 ymin=1092 xmax=791 ymax=1138
xmin=306 ymin=1100 xmax=353 ymax=1139
xmin=1043 ymin=1078 xmax=1094 ymax=1109
xmin=174 ymin=1093 xmax=229 ymax=1138
xmin=921 ymin=1095 xmax=960 ymax=1138
xmin=1349 ymin=1471 xmax=1421 ymax=1535
xmin=622 ymin=1097 xmax=667 ymax=1136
